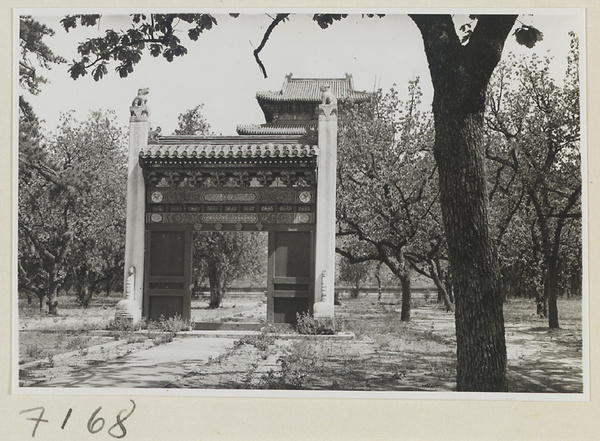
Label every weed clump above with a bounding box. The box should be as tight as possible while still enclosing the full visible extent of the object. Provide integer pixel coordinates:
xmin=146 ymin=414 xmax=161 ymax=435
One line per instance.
xmin=26 ymin=343 xmax=44 ymax=360
xmin=65 ymin=335 xmax=92 ymax=351
xmin=107 ymin=316 xmax=145 ymax=332
xmin=147 ymin=314 xmax=195 ymax=346
xmin=295 ymin=312 xmax=340 ymax=335
xmin=107 ymin=316 xmax=146 ymax=340
xmin=236 ymin=331 xmax=275 ymax=353
xmin=261 ymin=340 xmax=319 ymax=389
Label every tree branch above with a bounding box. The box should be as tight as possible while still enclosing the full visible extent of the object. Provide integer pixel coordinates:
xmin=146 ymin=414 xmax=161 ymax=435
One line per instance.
xmin=253 ymin=13 xmax=289 ymax=78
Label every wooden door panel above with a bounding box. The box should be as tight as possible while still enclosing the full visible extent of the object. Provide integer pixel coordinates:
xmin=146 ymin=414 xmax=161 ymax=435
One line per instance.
xmin=145 ymin=228 xmax=192 ymax=321
xmin=267 ymin=230 xmax=314 ymax=324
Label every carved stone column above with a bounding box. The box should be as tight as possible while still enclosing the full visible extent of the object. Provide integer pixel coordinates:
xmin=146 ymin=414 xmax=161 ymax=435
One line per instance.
xmin=118 ymin=88 xmax=150 ymax=323
xmin=313 ymin=86 xmax=337 ymax=319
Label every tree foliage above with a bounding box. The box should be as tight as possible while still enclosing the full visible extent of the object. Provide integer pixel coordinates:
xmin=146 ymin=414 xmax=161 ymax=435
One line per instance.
xmin=337 ymin=257 xmax=371 ymax=299
xmin=61 ymin=14 xmax=218 ymax=80
xmin=19 ymin=16 xmax=66 ymax=95
xmin=485 ymin=33 xmax=581 ymax=327
xmin=193 ymin=232 xmax=266 ymax=309
xmin=60 ymin=13 xmax=389 ymax=79
xmin=173 ymin=104 xmax=212 ymax=136
xmin=19 ymin=111 xmax=127 ymax=312
xmin=336 ymin=80 xmax=438 ymax=321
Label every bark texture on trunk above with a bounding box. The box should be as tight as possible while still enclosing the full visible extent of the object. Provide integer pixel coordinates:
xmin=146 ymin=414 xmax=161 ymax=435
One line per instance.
xmin=546 ymin=256 xmax=560 ymax=328
xmin=410 ymin=14 xmax=517 ymax=391
xmin=400 ymin=274 xmax=411 ymax=322
xmin=208 ymin=266 xmax=226 ymax=309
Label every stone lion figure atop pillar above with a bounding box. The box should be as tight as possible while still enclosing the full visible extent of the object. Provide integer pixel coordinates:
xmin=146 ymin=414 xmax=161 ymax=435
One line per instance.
xmin=319 ymin=84 xmax=337 ymax=117
xmin=130 ymin=87 xmax=150 ymax=119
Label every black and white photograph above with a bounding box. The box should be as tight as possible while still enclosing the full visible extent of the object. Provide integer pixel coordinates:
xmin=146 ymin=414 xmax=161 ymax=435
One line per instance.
xmin=8 ymin=2 xmax=598 ymax=440
xmin=9 ymin=5 xmax=595 ymax=439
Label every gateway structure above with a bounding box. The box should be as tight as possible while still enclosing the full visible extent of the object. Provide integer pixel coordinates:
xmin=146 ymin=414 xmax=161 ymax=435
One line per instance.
xmin=119 ymin=75 xmax=371 ymax=324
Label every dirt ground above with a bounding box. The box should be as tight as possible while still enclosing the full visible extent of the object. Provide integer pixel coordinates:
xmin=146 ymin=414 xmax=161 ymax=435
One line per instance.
xmin=18 ymin=293 xmax=583 ymax=392
xmin=172 ymin=294 xmax=584 ymax=392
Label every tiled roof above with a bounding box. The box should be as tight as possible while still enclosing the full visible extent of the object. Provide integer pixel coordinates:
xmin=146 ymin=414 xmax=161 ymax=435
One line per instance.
xmin=236 ymin=123 xmax=316 ymax=136
xmin=256 ymin=74 xmax=372 ymax=103
xmin=140 ymin=143 xmax=318 ymax=160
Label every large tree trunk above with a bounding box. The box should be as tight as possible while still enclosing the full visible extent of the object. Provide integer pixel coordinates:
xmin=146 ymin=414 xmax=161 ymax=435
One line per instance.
xmin=410 ymin=14 xmax=516 ymax=391
xmin=546 ymin=255 xmax=560 ymax=328
xmin=436 ymin=107 xmax=507 ymax=391
xmin=208 ymin=266 xmax=226 ymax=309
xmin=399 ymin=273 xmax=411 ymax=322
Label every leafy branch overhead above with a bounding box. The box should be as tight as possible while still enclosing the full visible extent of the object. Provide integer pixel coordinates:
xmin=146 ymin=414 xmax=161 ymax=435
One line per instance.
xmin=60 ymin=13 xmax=388 ymax=80
xmin=61 ymin=14 xmax=218 ymax=80
xmin=61 ymin=13 xmax=544 ymax=82
xmin=20 ymin=16 xmax=67 ymax=94
xmin=61 ymin=13 xmax=542 ymax=81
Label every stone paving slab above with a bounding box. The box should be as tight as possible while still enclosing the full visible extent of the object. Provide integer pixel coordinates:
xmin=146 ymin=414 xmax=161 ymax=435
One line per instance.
xmin=38 ymin=337 xmax=236 ymax=388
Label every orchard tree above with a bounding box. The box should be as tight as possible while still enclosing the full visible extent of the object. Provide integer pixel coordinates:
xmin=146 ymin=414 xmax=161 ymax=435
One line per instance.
xmin=18 ymin=15 xmax=66 ymax=190
xmin=336 ymin=81 xmax=437 ymax=322
xmin=57 ymin=111 xmax=127 ymax=307
xmin=337 ymin=256 xmax=371 ymax=299
xmin=56 ymin=12 xmax=547 ymax=391
xmin=19 ymin=110 xmax=127 ymax=313
xmin=485 ymin=35 xmax=581 ymax=328
xmin=194 ymin=232 xmax=266 ymax=309
xmin=19 ymin=16 xmax=65 ymax=96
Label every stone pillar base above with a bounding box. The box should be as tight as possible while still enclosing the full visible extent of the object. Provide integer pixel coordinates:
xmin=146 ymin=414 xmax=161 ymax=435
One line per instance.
xmin=313 ymin=301 xmax=334 ymax=319
xmin=115 ymin=299 xmax=142 ymax=324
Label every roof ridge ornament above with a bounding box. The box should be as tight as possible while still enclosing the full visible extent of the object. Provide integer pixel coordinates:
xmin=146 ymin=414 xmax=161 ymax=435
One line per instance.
xmin=130 ymin=87 xmax=150 ymax=122
xmin=319 ymin=85 xmax=338 ymax=118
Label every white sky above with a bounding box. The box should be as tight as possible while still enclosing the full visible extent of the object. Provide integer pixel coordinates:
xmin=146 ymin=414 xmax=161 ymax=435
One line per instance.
xmin=20 ymin=10 xmax=583 ymax=136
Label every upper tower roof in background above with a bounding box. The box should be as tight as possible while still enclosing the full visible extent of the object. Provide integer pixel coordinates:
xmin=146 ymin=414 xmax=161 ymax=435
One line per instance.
xmin=256 ymin=73 xmax=372 ymax=103
xmin=237 ymin=74 xmax=373 ymax=135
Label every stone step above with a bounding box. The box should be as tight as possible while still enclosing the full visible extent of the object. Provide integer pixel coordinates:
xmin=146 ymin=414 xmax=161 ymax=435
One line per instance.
xmin=193 ymin=322 xmax=263 ymax=331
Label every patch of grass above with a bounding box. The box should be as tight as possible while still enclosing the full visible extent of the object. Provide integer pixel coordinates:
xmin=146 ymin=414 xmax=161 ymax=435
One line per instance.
xmin=147 ymin=314 xmax=195 ymax=346
xmin=65 ymin=335 xmax=92 ymax=351
xmin=147 ymin=314 xmax=195 ymax=333
xmin=261 ymin=340 xmax=320 ymax=389
xmin=295 ymin=312 xmax=342 ymax=335
xmin=260 ymin=323 xmax=293 ymax=334
xmin=19 ymin=331 xmax=115 ymax=364
xmin=107 ymin=316 xmax=146 ymax=332
xmin=106 ymin=317 xmax=146 ymax=341
xmin=236 ymin=331 xmax=275 ymax=353
xmin=25 ymin=343 xmax=44 ymax=360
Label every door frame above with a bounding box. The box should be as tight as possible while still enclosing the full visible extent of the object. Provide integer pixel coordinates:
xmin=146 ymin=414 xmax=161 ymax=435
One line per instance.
xmin=144 ymin=223 xmax=193 ymax=321
xmin=266 ymin=225 xmax=315 ymax=323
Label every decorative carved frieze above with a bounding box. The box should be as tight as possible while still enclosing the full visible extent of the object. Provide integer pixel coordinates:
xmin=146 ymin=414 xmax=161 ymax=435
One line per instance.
xmin=202 ymin=213 xmax=259 ymax=224
xmin=146 ymin=187 xmax=314 ymax=205
xmin=143 ymin=168 xmax=316 ymax=189
xmin=203 ymin=192 xmax=257 ymax=203
xmin=145 ymin=211 xmax=315 ymax=225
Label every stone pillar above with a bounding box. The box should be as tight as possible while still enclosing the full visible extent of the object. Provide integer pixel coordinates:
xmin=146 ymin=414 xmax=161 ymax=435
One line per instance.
xmin=313 ymin=85 xmax=338 ymax=319
xmin=117 ymin=88 xmax=150 ymax=323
